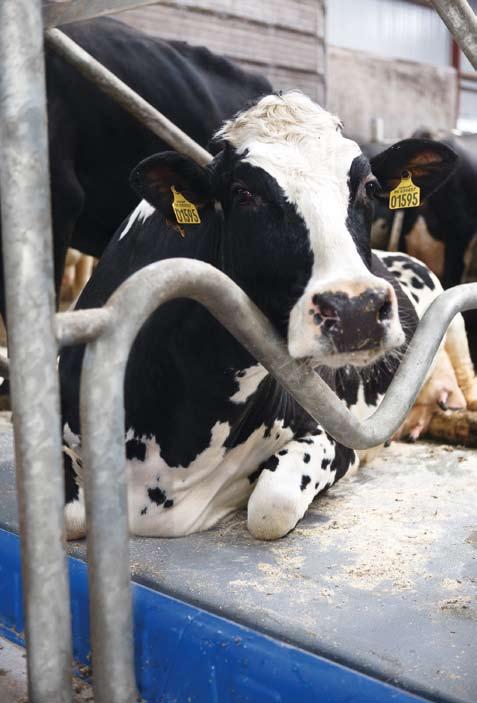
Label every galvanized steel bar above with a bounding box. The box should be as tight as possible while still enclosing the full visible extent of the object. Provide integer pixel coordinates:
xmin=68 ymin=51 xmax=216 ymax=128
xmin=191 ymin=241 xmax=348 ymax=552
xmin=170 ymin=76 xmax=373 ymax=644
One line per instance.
xmin=45 ymin=28 xmax=213 ymax=166
xmin=431 ymin=0 xmax=477 ymax=70
xmin=43 ymin=0 xmax=159 ymax=28
xmin=0 ymin=2 xmax=72 ymax=702
xmin=55 ymin=308 xmax=112 ymax=347
xmin=80 ymin=257 xmax=477 ymax=451
xmin=80 ymin=345 xmax=136 ymax=698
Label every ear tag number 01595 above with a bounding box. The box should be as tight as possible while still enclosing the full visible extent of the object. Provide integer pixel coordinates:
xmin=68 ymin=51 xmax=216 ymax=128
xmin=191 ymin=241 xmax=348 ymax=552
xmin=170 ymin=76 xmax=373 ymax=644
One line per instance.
xmin=171 ymin=186 xmax=201 ymax=225
xmin=389 ymin=171 xmax=420 ymax=210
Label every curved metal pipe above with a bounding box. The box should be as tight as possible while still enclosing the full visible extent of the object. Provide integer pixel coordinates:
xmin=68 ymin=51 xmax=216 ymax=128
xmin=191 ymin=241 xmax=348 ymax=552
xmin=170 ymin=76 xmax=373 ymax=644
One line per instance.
xmin=83 ymin=257 xmax=477 ymax=452
xmin=55 ymin=308 xmax=112 ymax=347
xmin=79 ymin=258 xmax=477 ymax=701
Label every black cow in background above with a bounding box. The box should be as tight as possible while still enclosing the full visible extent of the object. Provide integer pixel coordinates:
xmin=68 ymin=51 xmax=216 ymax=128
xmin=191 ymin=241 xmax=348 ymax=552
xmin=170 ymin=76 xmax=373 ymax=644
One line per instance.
xmin=0 ymin=16 xmax=271 ymax=324
xmin=363 ymin=131 xmax=477 ymax=365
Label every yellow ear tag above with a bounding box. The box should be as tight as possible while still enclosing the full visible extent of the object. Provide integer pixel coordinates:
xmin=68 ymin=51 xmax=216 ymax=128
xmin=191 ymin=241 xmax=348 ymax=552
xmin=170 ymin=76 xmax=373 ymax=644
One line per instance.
xmin=389 ymin=171 xmax=420 ymax=210
xmin=171 ymin=186 xmax=201 ymax=225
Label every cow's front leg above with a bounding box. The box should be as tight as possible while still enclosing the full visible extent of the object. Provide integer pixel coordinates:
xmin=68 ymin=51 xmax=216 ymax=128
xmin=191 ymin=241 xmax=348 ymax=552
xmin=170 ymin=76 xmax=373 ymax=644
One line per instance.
xmin=247 ymin=433 xmax=358 ymax=540
xmin=63 ymin=446 xmax=87 ymax=540
xmin=445 ymin=313 xmax=477 ymax=410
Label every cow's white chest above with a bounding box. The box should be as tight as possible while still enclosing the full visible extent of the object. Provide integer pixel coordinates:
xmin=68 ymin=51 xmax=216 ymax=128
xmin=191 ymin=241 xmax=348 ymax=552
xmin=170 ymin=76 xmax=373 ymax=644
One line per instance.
xmin=127 ymin=419 xmax=293 ymax=537
xmin=126 ymin=364 xmax=291 ymax=537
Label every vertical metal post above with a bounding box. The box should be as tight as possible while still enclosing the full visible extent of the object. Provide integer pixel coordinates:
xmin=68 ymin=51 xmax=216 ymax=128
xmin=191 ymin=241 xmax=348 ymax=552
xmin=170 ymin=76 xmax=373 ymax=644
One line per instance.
xmin=80 ymin=327 xmax=137 ymax=703
xmin=0 ymin=2 xmax=72 ymax=702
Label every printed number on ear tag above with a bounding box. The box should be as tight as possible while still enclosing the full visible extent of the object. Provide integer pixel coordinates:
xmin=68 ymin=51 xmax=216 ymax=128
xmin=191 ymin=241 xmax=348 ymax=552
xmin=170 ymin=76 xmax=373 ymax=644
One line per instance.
xmin=171 ymin=186 xmax=201 ymax=225
xmin=389 ymin=171 xmax=420 ymax=210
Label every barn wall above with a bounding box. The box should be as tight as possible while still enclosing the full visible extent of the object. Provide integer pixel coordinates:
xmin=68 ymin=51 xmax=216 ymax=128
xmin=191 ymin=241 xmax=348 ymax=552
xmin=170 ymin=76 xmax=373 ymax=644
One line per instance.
xmin=118 ymin=0 xmax=326 ymax=103
xmin=327 ymin=45 xmax=458 ymax=142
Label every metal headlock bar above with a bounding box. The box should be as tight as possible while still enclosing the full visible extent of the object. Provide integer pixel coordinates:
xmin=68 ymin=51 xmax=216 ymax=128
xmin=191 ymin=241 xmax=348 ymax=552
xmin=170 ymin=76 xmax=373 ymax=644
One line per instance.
xmin=431 ymin=0 xmax=477 ymax=71
xmin=1 ymin=0 xmax=477 ymax=702
xmin=45 ymin=27 xmax=212 ymax=167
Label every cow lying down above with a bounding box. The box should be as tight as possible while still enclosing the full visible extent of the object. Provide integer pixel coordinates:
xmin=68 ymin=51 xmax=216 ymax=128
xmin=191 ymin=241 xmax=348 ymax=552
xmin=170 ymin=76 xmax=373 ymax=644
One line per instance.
xmin=60 ymin=92 xmax=477 ymax=541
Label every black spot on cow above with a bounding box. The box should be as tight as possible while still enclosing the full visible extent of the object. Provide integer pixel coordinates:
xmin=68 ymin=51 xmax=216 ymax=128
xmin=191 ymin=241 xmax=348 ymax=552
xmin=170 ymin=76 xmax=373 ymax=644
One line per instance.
xmin=391 ymin=269 xmax=401 ymax=278
xmin=331 ymin=446 xmax=355 ymax=480
xmin=303 ymin=453 xmax=311 ymax=463
xmin=321 ymin=458 xmax=331 ymax=469
xmin=148 ymin=486 xmax=166 ymax=506
xmin=300 ymin=475 xmax=311 ymax=491
xmin=382 ymin=255 xmax=435 ymax=290
xmin=164 ymin=499 xmax=174 ymax=509
xmin=411 ymin=292 xmax=419 ymax=303
xmin=248 ymin=454 xmax=280 ymax=484
xmin=278 ymin=449 xmax=288 ymax=456
xmin=140 ymin=506 xmax=148 ymax=515
xmin=63 ymin=450 xmax=79 ymax=504
xmin=410 ymin=276 xmax=424 ymax=289
xmin=334 ymin=365 xmax=360 ymax=408
xmin=297 ymin=437 xmax=313 ymax=445
xmin=263 ymin=427 xmax=272 ymax=438
xmin=262 ymin=455 xmax=279 ymax=472
xmin=126 ymin=438 xmax=146 ymax=461
xmin=275 ymin=433 xmax=280 ymax=439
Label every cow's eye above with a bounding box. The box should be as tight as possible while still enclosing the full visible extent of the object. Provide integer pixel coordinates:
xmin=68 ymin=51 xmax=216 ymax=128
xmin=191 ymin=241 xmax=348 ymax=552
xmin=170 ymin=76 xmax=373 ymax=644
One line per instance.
xmin=365 ymin=180 xmax=380 ymax=198
xmin=232 ymin=184 xmax=258 ymax=205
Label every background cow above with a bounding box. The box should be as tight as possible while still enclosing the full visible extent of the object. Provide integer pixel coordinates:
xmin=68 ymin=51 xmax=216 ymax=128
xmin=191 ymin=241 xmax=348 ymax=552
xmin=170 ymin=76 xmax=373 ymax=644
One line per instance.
xmin=59 ymin=92 xmax=468 ymax=542
xmin=0 ymin=16 xmax=270 ymax=324
xmin=365 ymin=131 xmax=477 ymax=365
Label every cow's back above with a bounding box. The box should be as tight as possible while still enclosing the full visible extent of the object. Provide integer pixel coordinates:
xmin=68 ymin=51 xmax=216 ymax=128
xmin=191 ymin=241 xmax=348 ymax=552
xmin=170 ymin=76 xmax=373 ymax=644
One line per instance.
xmin=45 ymin=17 xmax=271 ymax=257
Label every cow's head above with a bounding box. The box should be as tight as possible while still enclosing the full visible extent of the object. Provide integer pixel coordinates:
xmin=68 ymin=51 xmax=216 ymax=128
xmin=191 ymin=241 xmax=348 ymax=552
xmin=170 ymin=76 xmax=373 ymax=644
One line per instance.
xmin=130 ymin=92 xmax=456 ymax=368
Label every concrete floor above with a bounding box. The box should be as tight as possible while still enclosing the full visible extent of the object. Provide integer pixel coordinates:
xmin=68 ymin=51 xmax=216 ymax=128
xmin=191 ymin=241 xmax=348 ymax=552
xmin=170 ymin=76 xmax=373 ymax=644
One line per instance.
xmin=0 ymin=637 xmax=93 ymax=703
xmin=0 ymin=419 xmax=476 ymax=702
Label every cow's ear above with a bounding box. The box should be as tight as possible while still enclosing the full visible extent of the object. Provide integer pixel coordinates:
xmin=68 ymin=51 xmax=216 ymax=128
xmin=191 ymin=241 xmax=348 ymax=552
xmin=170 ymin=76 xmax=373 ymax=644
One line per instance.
xmin=129 ymin=151 xmax=213 ymax=214
xmin=370 ymin=139 xmax=457 ymax=202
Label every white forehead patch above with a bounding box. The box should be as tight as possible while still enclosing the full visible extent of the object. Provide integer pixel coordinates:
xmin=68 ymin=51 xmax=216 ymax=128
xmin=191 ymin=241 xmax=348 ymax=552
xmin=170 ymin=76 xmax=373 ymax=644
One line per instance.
xmin=217 ymin=91 xmax=367 ymax=283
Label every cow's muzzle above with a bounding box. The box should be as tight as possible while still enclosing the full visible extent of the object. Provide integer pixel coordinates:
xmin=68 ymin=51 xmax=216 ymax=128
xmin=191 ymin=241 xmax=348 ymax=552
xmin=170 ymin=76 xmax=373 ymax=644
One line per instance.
xmin=288 ymin=278 xmax=404 ymax=367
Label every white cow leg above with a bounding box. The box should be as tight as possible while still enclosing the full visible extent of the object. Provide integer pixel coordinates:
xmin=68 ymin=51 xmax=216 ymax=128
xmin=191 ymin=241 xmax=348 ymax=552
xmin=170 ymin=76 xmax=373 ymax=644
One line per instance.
xmin=247 ymin=433 xmax=357 ymax=540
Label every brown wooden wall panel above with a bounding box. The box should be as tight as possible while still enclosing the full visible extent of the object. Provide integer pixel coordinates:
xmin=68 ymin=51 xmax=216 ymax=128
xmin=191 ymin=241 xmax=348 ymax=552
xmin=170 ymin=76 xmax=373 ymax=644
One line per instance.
xmin=238 ymin=60 xmax=326 ymax=103
xmin=120 ymin=6 xmax=322 ymax=71
xmin=118 ymin=1 xmax=325 ymax=101
xmin=131 ymin=0 xmax=325 ymax=36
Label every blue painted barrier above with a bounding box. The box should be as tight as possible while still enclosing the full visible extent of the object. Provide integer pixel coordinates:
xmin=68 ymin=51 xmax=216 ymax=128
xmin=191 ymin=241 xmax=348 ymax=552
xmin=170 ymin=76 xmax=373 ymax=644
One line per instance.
xmin=0 ymin=528 xmax=428 ymax=702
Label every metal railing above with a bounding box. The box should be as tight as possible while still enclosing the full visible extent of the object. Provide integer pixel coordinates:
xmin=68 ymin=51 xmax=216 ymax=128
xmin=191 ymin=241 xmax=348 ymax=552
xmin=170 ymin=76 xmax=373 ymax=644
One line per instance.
xmin=1 ymin=1 xmax=477 ymax=702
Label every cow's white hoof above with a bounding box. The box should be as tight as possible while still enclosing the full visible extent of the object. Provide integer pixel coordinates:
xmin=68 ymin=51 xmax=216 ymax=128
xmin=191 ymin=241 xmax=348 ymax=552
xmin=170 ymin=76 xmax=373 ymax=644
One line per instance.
xmin=247 ymin=489 xmax=301 ymax=540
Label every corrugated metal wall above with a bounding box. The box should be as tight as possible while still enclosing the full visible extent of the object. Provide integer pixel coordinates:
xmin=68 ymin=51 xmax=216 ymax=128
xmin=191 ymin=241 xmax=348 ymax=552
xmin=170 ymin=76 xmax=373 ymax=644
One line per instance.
xmin=327 ymin=0 xmax=451 ymax=67
xmin=118 ymin=0 xmax=326 ymax=103
xmin=326 ymin=0 xmax=459 ymax=140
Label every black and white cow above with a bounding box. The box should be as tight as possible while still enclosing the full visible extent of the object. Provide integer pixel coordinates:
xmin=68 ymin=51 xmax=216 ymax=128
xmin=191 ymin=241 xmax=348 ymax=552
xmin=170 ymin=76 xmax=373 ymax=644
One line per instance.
xmin=60 ymin=92 xmax=460 ymax=541
xmin=0 ymin=16 xmax=271 ymax=322
xmin=366 ymin=132 xmax=477 ymax=365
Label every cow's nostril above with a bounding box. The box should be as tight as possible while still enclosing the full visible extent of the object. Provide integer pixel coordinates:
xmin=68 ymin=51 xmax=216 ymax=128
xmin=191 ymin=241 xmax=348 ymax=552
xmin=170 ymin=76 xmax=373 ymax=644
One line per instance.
xmin=320 ymin=303 xmax=337 ymax=319
xmin=377 ymin=299 xmax=392 ymax=322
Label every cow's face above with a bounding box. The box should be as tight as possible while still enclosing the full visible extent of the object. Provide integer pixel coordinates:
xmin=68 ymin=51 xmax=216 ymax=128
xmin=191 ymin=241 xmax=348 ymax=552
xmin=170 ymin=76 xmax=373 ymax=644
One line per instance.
xmin=131 ymin=92 xmax=457 ymax=369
